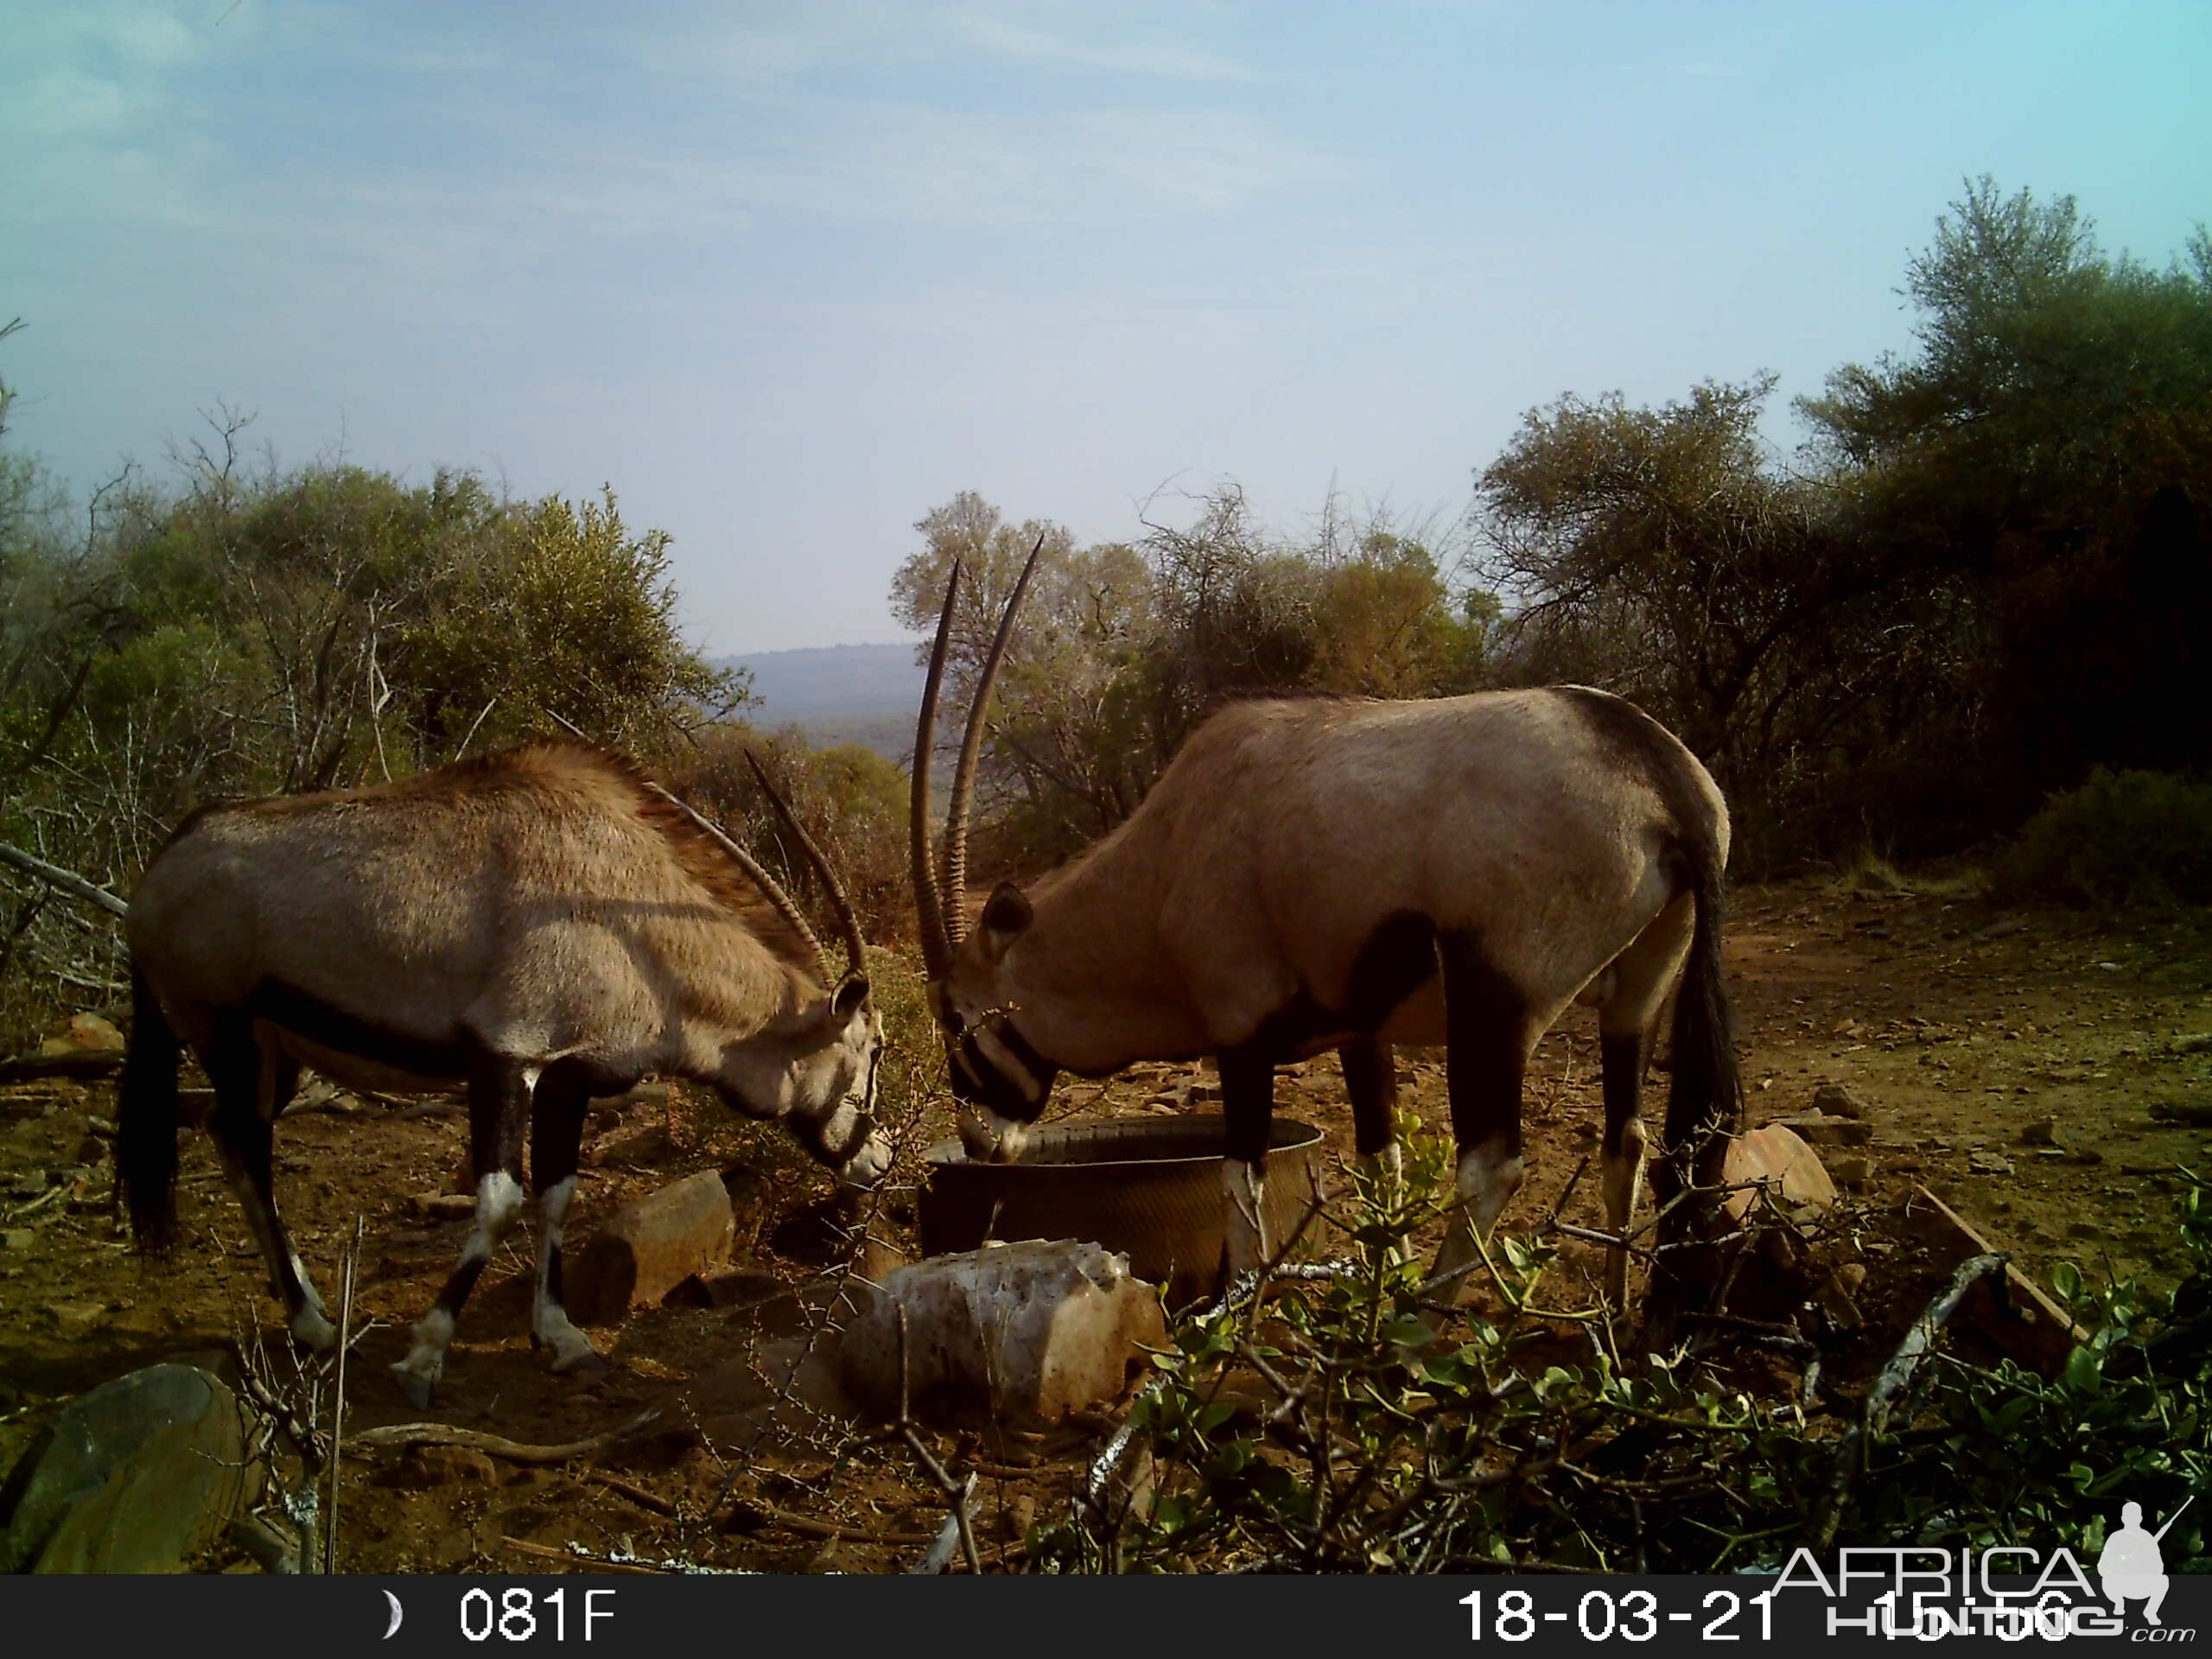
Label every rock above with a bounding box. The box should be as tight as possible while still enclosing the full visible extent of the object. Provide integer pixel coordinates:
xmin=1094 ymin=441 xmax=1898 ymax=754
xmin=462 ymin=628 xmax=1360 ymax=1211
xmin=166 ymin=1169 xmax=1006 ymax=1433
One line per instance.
xmin=1827 ymin=1155 xmax=1874 ymax=1190
xmin=0 ymin=1363 xmax=261 ymax=1573
xmin=567 ymin=1170 xmax=735 ymax=1325
xmin=1810 ymin=1084 xmax=1867 ymax=1120
xmin=2019 ymin=1117 xmax=2060 ymax=1146
xmin=1765 ymin=1112 xmax=1872 ymax=1148
xmin=411 ymin=1192 xmax=475 ymax=1222
xmin=1968 ymin=1152 xmax=2017 ymax=1176
xmin=1974 ymin=916 xmax=2029 ymax=941
xmin=837 ymin=1239 xmax=1170 ymax=1428
xmin=1723 ymin=1125 xmax=1837 ymax=1223
xmin=0 ymin=1230 xmax=34 ymax=1252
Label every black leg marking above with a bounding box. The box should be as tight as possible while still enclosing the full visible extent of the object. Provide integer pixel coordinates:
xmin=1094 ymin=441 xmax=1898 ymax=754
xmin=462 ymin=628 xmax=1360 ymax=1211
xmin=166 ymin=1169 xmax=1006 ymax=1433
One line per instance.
xmin=1437 ymin=931 xmax=1529 ymax=1170
xmin=1340 ymin=1036 xmax=1398 ymax=1160
xmin=393 ymin=1052 xmax=534 ymax=1405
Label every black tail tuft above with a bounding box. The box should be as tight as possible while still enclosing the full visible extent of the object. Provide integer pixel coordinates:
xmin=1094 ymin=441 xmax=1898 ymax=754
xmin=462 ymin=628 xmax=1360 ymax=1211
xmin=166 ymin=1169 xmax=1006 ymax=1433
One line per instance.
xmin=117 ymin=964 xmax=181 ymax=1256
xmin=1663 ymin=848 xmax=1743 ymax=1194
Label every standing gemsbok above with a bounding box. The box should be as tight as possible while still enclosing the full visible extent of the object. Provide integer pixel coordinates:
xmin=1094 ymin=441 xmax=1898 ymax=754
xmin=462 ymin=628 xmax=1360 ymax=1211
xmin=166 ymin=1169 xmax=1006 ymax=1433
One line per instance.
xmin=910 ymin=545 xmax=1744 ymax=1316
xmin=118 ymin=741 xmax=891 ymax=1405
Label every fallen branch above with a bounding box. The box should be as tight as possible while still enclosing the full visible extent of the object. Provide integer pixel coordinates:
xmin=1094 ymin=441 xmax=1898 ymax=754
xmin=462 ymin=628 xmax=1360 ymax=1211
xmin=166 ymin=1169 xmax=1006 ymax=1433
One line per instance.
xmin=1814 ymin=1252 xmax=2006 ymax=1549
xmin=0 ymin=841 xmax=130 ymax=918
xmin=346 ymin=1408 xmax=660 ymax=1464
xmin=0 ymin=1051 xmax=124 ymax=1083
xmin=718 ymin=1497 xmax=940 ymax=1548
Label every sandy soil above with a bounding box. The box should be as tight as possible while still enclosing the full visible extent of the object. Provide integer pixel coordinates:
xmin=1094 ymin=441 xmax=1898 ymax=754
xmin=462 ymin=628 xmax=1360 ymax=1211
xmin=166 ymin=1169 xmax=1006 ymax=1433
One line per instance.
xmin=1 ymin=876 xmax=2206 ymax=1573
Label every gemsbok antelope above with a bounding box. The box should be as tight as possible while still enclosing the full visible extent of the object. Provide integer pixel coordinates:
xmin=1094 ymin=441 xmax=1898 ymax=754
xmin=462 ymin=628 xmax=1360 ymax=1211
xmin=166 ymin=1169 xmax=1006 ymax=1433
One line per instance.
xmin=118 ymin=741 xmax=891 ymax=1405
xmin=910 ymin=545 xmax=1744 ymax=1318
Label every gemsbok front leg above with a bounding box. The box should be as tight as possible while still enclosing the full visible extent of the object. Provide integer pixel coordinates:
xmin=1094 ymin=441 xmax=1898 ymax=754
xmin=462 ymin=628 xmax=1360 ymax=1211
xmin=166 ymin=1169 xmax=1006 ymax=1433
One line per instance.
xmin=393 ymin=1052 xmax=532 ymax=1408
xmin=1427 ymin=933 xmax=1534 ymax=1306
xmin=526 ymin=1060 xmax=606 ymax=1379
xmin=1217 ymin=1040 xmax=1281 ymax=1287
xmin=1340 ymin=1035 xmax=1408 ymax=1262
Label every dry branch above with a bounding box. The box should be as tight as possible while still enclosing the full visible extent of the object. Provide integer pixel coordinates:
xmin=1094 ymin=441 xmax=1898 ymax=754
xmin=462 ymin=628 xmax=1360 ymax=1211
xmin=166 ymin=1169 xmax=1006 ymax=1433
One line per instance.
xmin=0 ymin=841 xmax=129 ymax=918
xmin=346 ymin=1408 xmax=660 ymax=1464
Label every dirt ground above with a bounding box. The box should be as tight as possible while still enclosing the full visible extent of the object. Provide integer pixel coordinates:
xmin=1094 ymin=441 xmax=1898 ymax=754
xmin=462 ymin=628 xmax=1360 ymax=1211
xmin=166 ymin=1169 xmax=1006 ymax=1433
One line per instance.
xmin=1 ymin=874 xmax=2207 ymax=1574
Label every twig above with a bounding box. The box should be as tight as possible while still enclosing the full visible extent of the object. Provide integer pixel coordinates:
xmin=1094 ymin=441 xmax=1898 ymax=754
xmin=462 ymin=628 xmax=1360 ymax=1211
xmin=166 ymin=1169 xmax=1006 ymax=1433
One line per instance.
xmin=325 ymin=1217 xmax=364 ymax=1573
xmin=912 ymin=1472 xmax=982 ymax=1573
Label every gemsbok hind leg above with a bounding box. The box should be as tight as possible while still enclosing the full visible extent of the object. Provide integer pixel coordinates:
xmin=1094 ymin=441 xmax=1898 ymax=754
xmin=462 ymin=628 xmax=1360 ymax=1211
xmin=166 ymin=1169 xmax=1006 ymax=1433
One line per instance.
xmin=527 ymin=1060 xmax=606 ymax=1379
xmin=204 ymin=1016 xmax=337 ymax=1351
xmin=394 ymin=1052 xmax=531 ymax=1408
xmin=1428 ymin=933 xmax=1535 ymax=1307
xmin=1592 ymin=894 xmax=1697 ymax=1312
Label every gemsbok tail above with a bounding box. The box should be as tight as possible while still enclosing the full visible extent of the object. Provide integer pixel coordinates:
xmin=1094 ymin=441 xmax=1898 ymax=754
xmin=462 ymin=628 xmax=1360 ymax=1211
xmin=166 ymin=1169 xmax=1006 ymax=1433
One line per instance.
xmin=1661 ymin=833 xmax=1744 ymax=1215
xmin=117 ymin=963 xmax=182 ymax=1255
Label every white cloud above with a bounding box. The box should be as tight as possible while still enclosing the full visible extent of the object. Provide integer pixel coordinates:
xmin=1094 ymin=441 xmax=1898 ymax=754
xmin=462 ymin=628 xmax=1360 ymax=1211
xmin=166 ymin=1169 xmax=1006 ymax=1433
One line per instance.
xmin=955 ymin=12 xmax=1259 ymax=82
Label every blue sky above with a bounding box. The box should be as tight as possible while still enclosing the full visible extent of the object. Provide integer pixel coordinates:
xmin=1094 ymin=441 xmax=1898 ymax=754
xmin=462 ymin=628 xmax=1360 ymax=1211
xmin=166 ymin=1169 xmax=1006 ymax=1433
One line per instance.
xmin=4 ymin=2 xmax=2207 ymax=655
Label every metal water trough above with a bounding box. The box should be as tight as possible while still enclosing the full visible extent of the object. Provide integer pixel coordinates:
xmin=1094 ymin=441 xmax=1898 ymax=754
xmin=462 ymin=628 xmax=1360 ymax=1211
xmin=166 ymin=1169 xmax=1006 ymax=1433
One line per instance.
xmin=918 ymin=1115 xmax=1328 ymax=1306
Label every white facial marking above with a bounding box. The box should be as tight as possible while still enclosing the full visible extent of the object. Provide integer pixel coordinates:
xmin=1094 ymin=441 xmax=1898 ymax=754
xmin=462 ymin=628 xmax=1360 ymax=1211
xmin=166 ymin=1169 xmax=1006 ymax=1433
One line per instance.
xmin=840 ymin=1132 xmax=893 ymax=1190
xmin=984 ymin=1112 xmax=1029 ymax=1163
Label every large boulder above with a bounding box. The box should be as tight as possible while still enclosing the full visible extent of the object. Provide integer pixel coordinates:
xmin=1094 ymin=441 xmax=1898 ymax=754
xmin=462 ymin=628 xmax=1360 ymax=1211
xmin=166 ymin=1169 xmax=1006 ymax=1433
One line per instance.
xmin=0 ymin=1363 xmax=261 ymax=1573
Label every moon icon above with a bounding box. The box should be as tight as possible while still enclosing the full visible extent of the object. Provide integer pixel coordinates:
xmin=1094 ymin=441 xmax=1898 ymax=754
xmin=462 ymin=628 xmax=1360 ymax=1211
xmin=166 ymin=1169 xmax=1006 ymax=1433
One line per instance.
xmin=383 ymin=1590 xmax=404 ymax=1639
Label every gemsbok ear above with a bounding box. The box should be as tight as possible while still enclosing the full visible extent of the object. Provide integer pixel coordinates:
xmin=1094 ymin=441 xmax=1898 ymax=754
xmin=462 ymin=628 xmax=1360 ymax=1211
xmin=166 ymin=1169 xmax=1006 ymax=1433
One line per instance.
xmin=980 ymin=882 xmax=1033 ymax=961
xmin=833 ymin=976 xmax=871 ymax=1020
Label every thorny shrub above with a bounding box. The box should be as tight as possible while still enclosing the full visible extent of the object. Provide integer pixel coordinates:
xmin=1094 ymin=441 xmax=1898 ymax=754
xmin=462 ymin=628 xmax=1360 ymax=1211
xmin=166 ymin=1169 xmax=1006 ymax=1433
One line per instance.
xmin=1028 ymin=1132 xmax=2209 ymax=1574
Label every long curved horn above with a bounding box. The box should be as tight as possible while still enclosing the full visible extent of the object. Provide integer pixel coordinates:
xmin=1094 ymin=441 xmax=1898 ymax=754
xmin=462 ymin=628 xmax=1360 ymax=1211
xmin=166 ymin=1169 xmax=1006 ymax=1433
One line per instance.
xmin=910 ymin=558 xmax=961 ymax=981
xmin=643 ymin=782 xmax=832 ymax=987
xmin=742 ymin=748 xmax=870 ymax=985
xmin=942 ymin=533 xmax=1045 ymax=944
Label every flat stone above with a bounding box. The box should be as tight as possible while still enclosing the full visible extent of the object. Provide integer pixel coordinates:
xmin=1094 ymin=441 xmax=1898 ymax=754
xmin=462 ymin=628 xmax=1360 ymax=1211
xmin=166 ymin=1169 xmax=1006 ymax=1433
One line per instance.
xmin=0 ymin=1363 xmax=259 ymax=1573
xmin=1766 ymin=1112 xmax=1872 ymax=1148
xmin=567 ymin=1170 xmax=735 ymax=1325
xmin=1968 ymin=1152 xmax=2017 ymax=1176
xmin=2018 ymin=1117 xmax=2060 ymax=1146
xmin=410 ymin=1192 xmax=475 ymax=1222
xmin=1827 ymin=1155 xmax=1874 ymax=1190
xmin=836 ymin=1240 xmax=1169 ymax=1429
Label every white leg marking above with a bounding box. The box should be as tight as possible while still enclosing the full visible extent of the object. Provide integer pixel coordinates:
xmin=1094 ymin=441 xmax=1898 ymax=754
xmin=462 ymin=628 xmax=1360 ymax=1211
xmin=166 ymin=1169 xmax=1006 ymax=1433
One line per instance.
xmin=1221 ymin=1158 xmax=1271 ymax=1282
xmin=1360 ymin=1142 xmax=1408 ymax=1263
xmin=1426 ymin=1147 xmax=1526 ymax=1305
xmin=532 ymin=1176 xmax=600 ymax=1374
xmin=393 ymin=1170 xmax=529 ymax=1399
xmin=1599 ymin=1120 xmax=1648 ymax=1309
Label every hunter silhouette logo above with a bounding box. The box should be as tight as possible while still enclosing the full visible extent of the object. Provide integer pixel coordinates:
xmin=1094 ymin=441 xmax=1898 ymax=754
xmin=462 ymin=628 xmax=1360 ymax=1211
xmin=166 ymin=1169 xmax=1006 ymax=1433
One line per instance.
xmin=2100 ymin=1495 xmax=2192 ymax=1628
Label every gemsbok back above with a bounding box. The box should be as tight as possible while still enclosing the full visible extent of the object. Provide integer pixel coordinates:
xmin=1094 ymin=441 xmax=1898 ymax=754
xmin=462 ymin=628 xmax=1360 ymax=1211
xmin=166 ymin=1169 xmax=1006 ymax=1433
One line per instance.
xmin=911 ymin=546 xmax=1744 ymax=1321
xmin=118 ymin=740 xmax=891 ymax=1405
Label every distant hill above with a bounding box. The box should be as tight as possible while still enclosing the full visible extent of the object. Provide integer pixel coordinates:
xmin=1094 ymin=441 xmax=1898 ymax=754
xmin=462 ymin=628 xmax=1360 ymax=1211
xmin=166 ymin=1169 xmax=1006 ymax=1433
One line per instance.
xmin=715 ymin=643 xmax=924 ymax=759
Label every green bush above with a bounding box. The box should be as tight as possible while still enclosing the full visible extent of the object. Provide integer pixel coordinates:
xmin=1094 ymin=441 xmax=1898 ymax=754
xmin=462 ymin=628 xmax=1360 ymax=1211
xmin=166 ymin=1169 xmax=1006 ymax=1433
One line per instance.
xmin=1027 ymin=1140 xmax=2209 ymax=1574
xmin=1994 ymin=767 xmax=2212 ymax=907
